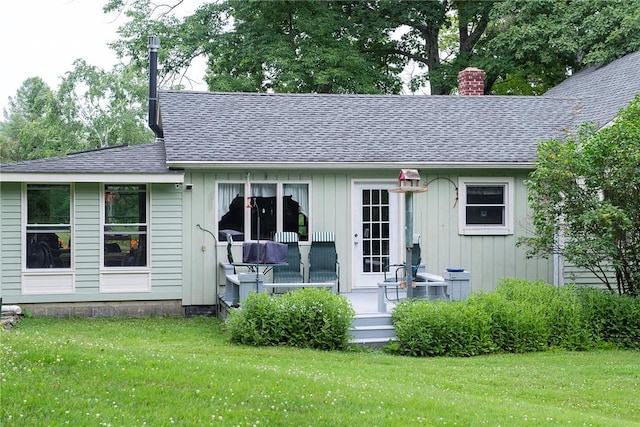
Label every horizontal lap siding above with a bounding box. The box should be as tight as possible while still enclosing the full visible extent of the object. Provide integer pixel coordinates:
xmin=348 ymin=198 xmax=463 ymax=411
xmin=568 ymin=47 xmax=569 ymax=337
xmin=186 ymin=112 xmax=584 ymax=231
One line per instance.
xmin=1 ymin=182 xmax=183 ymax=303
xmin=564 ymin=264 xmax=617 ymax=290
xmin=1 ymin=183 xmax=22 ymax=299
xmin=150 ymin=184 xmax=183 ymax=288
xmin=74 ymin=183 xmax=101 ymax=291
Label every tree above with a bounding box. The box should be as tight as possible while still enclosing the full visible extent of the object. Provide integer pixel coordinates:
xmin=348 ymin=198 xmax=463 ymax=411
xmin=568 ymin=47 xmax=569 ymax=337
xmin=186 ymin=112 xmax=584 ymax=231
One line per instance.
xmin=204 ymin=0 xmax=405 ymax=94
xmin=105 ymin=0 xmax=499 ymax=95
xmin=107 ymin=0 xmax=640 ymax=96
xmin=521 ymin=97 xmax=640 ymax=296
xmin=0 ymin=77 xmax=77 ymax=161
xmin=481 ymin=0 xmax=640 ymax=95
xmin=1 ymin=62 xmax=152 ymax=162
xmin=57 ymin=60 xmax=152 ymax=149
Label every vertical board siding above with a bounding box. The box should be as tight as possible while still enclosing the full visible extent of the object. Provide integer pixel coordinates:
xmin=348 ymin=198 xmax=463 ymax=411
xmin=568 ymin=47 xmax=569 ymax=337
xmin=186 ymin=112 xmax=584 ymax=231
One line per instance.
xmin=416 ymin=172 xmax=553 ymax=293
xmin=186 ymin=169 xmax=555 ymax=297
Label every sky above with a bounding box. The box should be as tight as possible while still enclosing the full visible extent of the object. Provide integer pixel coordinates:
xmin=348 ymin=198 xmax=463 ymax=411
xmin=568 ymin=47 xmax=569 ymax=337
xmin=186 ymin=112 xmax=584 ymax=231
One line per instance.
xmin=0 ymin=0 xmax=423 ymax=116
xmin=0 ymin=0 xmax=206 ymax=116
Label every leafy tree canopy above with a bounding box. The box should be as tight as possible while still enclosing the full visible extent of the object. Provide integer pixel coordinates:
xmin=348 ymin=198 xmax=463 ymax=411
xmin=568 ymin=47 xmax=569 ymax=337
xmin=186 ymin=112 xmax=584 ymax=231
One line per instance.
xmin=105 ymin=0 xmax=640 ymax=96
xmin=521 ymin=97 xmax=640 ymax=296
xmin=1 ymin=63 xmax=152 ymax=162
xmin=481 ymin=0 xmax=640 ymax=95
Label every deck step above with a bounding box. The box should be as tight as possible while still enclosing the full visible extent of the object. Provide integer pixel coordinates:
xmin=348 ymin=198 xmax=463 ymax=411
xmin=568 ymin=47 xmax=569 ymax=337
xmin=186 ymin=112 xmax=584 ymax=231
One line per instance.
xmin=351 ymin=313 xmax=393 ymax=327
xmin=349 ymin=325 xmax=396 ymax=340
xmin=349 ymin=313 xmax=396 ymax=345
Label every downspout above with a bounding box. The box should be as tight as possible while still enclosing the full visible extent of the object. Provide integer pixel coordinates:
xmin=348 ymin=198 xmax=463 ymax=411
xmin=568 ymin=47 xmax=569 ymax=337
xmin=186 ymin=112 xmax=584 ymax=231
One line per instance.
xmin=148 ymin=36 xmax=164 ymax=139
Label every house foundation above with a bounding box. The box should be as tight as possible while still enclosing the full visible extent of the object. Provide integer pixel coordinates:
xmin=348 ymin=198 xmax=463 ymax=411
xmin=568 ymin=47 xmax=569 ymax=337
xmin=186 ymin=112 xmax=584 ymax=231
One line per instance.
xmin=18 ymin=300 xmax=184 ymax=318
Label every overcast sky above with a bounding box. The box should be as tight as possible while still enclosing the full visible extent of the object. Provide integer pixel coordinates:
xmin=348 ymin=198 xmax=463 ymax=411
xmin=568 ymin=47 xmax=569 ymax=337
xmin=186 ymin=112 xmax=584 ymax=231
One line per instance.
xmin=0 ymin=0 xmax=423 ymax=117
xmin=0 ymin=0 xmax=208 ymax=116
xmin=0 ymin=0 xmax=123 ymax=114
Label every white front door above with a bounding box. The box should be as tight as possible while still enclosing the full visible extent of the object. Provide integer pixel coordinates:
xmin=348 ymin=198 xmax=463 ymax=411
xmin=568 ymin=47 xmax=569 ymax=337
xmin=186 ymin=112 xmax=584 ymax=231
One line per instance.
xmin=351 ymin=182 xmax=403 ymax=288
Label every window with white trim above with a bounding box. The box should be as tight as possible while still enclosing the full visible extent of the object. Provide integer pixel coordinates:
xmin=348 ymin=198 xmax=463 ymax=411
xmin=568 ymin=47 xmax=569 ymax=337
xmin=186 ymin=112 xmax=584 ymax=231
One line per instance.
xmin=458 ymin=177 xmax=514 ymax=235
xmin=25 ymin=184 xmax=72 ymax=269
xmin=103 ymin=184 xmax=148 ymax=267
xmin=217 ymin=182 xmax=309 ymax=241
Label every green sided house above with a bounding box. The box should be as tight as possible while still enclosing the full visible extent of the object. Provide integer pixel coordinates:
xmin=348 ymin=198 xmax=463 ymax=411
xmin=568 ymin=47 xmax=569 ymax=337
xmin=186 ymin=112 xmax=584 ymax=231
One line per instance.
xmin=2 ymin=50 xmax=640 ymax=315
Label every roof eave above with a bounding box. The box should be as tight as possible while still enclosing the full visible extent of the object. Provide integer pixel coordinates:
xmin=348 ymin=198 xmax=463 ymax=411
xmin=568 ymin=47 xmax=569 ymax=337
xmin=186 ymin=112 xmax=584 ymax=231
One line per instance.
xmin=0 ymin=172 xmax=184 ymax=183
xmin=165 ymin=160 xmax=535 ymax=170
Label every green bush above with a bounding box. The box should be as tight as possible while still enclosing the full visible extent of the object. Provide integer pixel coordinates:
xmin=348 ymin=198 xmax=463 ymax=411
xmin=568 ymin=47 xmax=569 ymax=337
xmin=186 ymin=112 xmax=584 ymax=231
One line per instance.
xmin=227 ymin=288 xmax=355 ymax=351
xmin=496 ymin=279 xmax=592 ymax=350
xmin=577 ymin=287 xmax=640 ymax=349
xmin=388 ymin=279 xmax=609 ymax=357
xmin=468 ymin=292 xmax=548 ymax=353
xmin=389 ymin=299 xmax=494 ymax=357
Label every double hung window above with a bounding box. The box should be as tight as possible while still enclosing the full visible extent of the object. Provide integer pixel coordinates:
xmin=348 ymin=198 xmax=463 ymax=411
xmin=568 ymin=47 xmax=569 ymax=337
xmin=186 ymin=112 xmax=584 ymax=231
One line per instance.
xmin=218 ymin=182 xmax=309 ymax=241
xmin=103 ymin=184 xmax=148 ymax=267
xmin=25 ymin=184 xmax=72 ymax=269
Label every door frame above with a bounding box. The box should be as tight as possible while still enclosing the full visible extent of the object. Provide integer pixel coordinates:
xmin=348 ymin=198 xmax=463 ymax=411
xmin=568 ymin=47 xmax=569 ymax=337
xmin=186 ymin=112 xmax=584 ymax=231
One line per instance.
xmin=350 ymin=180 xmax=404 ymax=289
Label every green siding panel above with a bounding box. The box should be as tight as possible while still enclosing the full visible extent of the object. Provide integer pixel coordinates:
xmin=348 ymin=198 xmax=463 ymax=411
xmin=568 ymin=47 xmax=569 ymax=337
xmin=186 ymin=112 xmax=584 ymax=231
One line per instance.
xmin=1 ymin=182 xmax=184 ymax=304
xmin=0 ymin=183 xmax=22 ymax=298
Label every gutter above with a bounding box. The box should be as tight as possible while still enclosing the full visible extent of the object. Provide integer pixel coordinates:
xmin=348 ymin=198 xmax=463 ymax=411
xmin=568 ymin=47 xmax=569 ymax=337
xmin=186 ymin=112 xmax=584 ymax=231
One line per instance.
xmin=0 ymin=172 xmax=184 ymax=184
xmin=165 ymin=161 xmax=536 ymax=171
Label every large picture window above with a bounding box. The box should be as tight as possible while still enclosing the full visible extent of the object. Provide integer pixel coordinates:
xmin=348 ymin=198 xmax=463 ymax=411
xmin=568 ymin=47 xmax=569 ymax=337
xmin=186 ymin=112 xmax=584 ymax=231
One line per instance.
xmin=103 ymin=184 xmax=148 ymax=267
xmin=25 ymin=184 xmax=72 ymax=269
xmin=217 ymin=182 xmax=309 ymax=242
xmin=458 ymin=178 xmax=514 ymax=235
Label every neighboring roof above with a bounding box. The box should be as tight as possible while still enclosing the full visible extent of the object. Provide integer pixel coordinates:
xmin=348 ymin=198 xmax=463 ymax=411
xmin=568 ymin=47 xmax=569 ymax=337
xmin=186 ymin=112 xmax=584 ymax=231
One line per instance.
xmin=160 ymin=91 xmax=580 ymax=169
xmin=544 ymin=51 xmax=640 ymax=128
xmin=0 ymin=141 xmax=183 ymax=182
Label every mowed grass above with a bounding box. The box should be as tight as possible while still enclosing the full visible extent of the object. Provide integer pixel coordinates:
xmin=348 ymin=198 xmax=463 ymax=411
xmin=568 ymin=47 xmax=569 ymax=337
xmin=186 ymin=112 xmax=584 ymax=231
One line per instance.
xmin=1 ymin=317 xmax=639 ymax=426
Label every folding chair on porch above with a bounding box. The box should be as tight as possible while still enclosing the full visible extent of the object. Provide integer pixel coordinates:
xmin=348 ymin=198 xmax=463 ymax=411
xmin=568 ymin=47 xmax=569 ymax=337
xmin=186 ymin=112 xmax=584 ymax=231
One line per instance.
xmin=272 ymin=232 xmax=304 ymax=287
xmin=308 ymin=231 xmax=340 ymax=288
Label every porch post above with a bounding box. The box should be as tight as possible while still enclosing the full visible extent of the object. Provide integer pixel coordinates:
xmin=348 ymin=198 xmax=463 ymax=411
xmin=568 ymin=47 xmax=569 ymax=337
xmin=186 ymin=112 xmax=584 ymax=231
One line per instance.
xmin=405 ymin=191 xmax=414 ymax=298
xmin=390 ymin=169 xmax=427 ymax=300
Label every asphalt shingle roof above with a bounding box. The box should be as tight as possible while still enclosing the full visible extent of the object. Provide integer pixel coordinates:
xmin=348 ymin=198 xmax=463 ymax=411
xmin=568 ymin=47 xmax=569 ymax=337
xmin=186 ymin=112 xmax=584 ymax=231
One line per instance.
xmin=3 ymin=51 xmax=640 ymax=174
xmin=160 ymin=91 xmax=579 ymax=165
xmin=544 ymin=51 xmax=640 ymax=128
xmin=0 ymin=141 xmax=180 ymax=175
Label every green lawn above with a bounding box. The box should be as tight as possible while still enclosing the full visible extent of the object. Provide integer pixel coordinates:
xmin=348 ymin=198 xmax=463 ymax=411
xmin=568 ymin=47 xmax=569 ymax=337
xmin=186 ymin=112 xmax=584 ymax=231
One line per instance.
xmin=1 ymin=317 xmax=639 ymax=426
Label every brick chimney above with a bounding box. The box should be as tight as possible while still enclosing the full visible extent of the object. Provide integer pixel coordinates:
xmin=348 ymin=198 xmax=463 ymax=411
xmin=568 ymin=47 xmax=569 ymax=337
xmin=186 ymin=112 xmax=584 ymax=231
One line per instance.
xmin=457 ymin=67 xmax=485 ymax=96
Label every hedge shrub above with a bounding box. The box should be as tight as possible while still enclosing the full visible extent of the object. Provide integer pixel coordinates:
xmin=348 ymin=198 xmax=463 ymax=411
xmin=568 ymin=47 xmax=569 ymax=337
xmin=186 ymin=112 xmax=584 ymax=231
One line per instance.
xmin=227 ymin=288 xmax=355 ymax=351
xmin=388 ymin=278 xmax=640 ymax=357
xmin=468 ymin=292 xmax=548 ymax=353
xmin=577 ymin=287 xmax=640 ymax=349
xmin=496 ymin=279 xmax=592 ymax=350
xmin=390 ymin=299 xmax=494 ymax=357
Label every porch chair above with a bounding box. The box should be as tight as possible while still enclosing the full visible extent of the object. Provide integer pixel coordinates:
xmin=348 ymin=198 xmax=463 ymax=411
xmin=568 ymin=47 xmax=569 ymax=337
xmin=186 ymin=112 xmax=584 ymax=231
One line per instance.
xmin=271 ymin=232 xmax=304 ymax=292
xmin=308 ymin=231 xmax=340 ymax=288
xmin=382 ymin=234 xmax=425 ymax=301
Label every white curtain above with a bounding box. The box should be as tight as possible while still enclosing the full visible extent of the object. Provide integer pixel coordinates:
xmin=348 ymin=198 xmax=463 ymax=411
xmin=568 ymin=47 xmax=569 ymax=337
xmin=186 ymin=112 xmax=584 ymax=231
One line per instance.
xmin=283 ymin=184 xmax=309 ymax=216
xmin=218 ymin=183 xmax=244 ymax=218
xmin=250 ymin=183 xmax=277 ymax=197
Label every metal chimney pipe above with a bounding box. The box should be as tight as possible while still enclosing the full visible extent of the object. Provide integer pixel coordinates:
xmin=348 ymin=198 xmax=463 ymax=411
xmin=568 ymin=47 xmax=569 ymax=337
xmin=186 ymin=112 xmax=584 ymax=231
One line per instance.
xmin=148 ymin=36 xmax=163 ymax=139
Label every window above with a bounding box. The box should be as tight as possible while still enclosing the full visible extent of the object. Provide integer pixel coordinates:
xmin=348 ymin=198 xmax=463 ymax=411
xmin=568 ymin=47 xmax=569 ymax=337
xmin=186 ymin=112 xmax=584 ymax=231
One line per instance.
xmin=25 ymin=184 xmax=72 ymax=269
xmin=217 ymin=182 xmax=309 ymax=242
xmin=103 ymin=184 xmax=148 ymax=267
xmin=459 ymin=178 xmax=514 ymax=235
